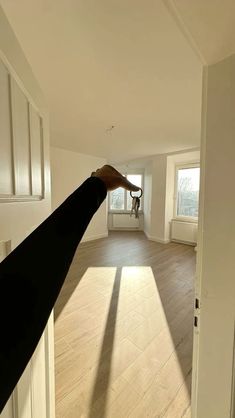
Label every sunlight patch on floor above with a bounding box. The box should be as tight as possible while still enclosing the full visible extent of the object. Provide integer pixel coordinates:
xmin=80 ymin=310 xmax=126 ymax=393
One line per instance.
xmin=55 ymin=266 xmax=191 ymax=418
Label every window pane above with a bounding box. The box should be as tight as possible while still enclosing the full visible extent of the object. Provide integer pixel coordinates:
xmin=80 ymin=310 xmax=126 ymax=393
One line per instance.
xmin=177 ymin=167 xmax=200 ymax=217
xmin=110 ymin=187 xmax=124 ymax=210
xmin=127 ymin=174 xmax=142 ymax=210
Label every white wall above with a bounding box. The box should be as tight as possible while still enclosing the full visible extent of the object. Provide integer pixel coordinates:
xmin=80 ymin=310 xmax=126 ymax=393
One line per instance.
xmin=193 ymin=55 xmax=235 ymax=418
xmin=165 ymin=155 xmax=175 ymax=241
xmin=50 ymin=147 xmax=108 ymax=242
xmin=143 ymin=162 xmax=152 ymax=237
xmin=148 ymin=155 xmax=168 ymax=243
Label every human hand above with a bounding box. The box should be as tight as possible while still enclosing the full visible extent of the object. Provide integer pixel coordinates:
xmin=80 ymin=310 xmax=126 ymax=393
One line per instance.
xmin=91 ymin=165 xmax=141 ymax=192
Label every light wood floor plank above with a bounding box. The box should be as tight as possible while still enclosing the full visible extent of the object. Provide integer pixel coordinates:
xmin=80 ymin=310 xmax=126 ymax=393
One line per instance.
xmin=182 ymin=405 xmax=191 ymax=418
xmin=162 ymin=371 xmax=192 ymax=418
xmin=54 ymin=231 xmax=195 ymax=417
xmin=128 ymin=331 xmax=193 ymax=417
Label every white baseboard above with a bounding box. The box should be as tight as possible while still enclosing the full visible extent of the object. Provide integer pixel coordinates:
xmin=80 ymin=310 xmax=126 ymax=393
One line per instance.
xmin=81 ymin=232 xmax=108 ymax=243
xmin=144 ymin=232 xmax=170 ymax=244
xmin=171 ymin=238 xmax=196 ymax=246
xmin=108 ymin=227 xmax=142 ymax=231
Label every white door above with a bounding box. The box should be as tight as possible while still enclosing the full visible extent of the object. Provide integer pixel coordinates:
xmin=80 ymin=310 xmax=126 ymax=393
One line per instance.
xmin=0 ymin=14 xmax=55 ymax=417
xmin=192 ymin=59 xmax=235 ymax=418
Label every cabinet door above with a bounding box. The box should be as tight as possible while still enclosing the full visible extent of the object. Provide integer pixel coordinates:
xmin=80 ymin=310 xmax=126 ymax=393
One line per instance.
xmin=0 ymin=60 xmax=13 ymax=196
xmin=11 ymin=77 xmax=31 ymax=196
xmin=29 ymin=104 xmax=43 ymax=197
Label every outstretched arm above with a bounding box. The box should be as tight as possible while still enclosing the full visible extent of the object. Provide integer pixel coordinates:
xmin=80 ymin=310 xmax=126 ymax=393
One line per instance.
xmin=0 ymin=165 xmax=140 ymax=412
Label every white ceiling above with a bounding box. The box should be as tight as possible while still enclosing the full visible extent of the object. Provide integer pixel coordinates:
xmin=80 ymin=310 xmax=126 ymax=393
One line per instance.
xmin=0 ymin=1 xmax=208 ymax=162
xmin=172 ymin=0 xmax=235 ymax=65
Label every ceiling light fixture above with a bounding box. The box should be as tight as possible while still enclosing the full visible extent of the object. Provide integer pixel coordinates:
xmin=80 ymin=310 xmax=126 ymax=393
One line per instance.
xmin=106 ymin=125 xmax=115 ymax=133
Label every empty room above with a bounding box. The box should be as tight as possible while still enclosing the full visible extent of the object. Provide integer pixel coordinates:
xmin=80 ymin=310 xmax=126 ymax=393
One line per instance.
xmin=0 ymin=2 xmax=234 ymax=418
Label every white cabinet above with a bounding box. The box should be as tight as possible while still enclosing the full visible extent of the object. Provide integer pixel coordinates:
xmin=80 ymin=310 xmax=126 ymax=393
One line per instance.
xmin=0 ymin=60 xmax=13 ymax=195
xmin=0 ymin=58 xmax=44 ymax=202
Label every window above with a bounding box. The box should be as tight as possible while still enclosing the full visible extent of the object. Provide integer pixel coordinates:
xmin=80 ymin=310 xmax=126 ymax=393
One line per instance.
xmin=109 ymin=174 xmax=143 ymax=211
xmin=175 ymin=165 xmax=200 ymax=219
xmin=109 ymin=187 xmax=125 ymax=210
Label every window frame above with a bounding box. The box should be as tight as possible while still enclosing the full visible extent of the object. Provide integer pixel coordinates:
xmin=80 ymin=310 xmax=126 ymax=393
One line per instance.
xmin=108 ymin=171 xmax=144 ymax=213
xmin=174 ymin=162 xmax=200 ymax=222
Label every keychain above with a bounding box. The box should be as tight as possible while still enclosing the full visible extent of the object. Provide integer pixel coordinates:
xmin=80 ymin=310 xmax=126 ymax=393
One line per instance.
xmin=130 ymin=188 xmax=143 ymax=218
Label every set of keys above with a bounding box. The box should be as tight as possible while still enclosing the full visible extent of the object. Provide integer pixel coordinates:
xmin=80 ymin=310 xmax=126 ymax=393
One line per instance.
xmin=130 ymin=189 xmax=143 ymax=218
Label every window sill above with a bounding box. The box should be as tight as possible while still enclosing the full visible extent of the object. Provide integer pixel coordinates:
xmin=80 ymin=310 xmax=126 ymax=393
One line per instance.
xmin=172 ymin=217 xmax=198 ymax=224
xmin=109 ymin=210 xmax=143 ymax=215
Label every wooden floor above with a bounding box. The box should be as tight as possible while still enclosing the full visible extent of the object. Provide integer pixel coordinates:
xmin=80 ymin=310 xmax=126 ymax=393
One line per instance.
xmin=54 ymin=231 xmax=195 ymax=418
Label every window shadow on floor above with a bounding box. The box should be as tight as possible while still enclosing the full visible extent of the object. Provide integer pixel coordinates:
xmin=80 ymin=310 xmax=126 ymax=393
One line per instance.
xmin=54 ymin=232 xmax=195 ymax=405
xmin=87 ymin=267 xmax=122 ymax=418
xmin=54 ymin=264 xmax=87 ymax=320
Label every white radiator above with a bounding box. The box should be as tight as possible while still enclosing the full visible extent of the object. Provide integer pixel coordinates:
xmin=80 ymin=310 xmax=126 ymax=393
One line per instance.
xmin=113 ymin=214 xmax=140 ymax=228
xmin=171 ymin=220 xmax=198 ymax=244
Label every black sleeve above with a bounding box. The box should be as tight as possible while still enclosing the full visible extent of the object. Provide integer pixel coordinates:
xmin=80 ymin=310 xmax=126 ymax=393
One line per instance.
xmin=0 ymin=176 xmax=107 ymax=412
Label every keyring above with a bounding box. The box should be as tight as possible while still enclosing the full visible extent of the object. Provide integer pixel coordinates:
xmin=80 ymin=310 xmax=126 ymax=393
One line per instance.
xmin=130 ymin=188 xmax=143 ymax=198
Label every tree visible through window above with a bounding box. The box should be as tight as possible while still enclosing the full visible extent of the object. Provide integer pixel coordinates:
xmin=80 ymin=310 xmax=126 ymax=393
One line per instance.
xmin=109 ymin=187 xmax=124 ymax=210
xmin=176 ymin=166 xmax=200 ymax=218
xmin=109 ymin=174 xmax=143 ymax=211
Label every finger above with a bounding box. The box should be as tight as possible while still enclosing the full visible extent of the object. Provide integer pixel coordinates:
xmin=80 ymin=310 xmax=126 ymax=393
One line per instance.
xmin=120 ymin=178 xmax=140 ymax=192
